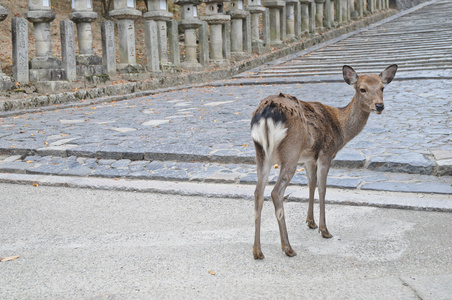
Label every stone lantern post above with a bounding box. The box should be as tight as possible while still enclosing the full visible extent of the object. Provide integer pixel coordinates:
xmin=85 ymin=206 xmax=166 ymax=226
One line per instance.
xmin=69 ymin=0 xmax=105 ymax=78
xmin=176 ymin=0 xmax=204 ymax=71
xmin=285 ymin=0 xmax=299 ymax=41
xmin=314 ymin=0 xmax=324 ymax=31
xmin=0 ymin=4 xmax=12 ymax=90
xmin=26 ymin=0 xmax=63 ymax=81
xmin=109 ymin=0 xmax=144 ymax=73
xmin=143 ymin=0 xmax=174 ymax=72
xmin=263 ymin=0 xmax=286 ymax=46
xmin=227 ymin=0 xmax=251 ymax=60
xmin=69 ymin=0 xmax=100 ymax=65
xmin=246 ymin=0 xmax=268 ymax=54
xmin=299 ymin=0 xmax=311 ymax=35
xmin=323 ymin=0 xmax=333 ymax=28
xmin=200 ymin=0 xmax=231 ymax=67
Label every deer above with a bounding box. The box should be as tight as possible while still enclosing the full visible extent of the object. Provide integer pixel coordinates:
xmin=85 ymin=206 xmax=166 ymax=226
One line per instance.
xmin=250 ymin=64 xmax=398 ymax=259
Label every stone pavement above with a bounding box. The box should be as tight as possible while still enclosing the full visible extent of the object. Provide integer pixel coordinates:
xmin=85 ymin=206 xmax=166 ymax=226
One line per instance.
xmin=0 ymin=0 xmax=451 ymax=195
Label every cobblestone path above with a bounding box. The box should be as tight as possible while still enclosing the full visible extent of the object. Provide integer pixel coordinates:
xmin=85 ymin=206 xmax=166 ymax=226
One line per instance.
xmin=0 ymin=0 xmax=451 ymax=194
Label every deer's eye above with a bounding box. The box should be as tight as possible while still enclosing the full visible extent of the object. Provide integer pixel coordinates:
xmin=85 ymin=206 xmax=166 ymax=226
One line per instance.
xmin=360 ymin=88 xmax=366 ymax=93
xmin=381 ymin=87 xmax=385 ymax=92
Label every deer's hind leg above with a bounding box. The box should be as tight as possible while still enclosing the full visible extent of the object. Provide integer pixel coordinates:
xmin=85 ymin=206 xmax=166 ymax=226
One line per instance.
xmin=253 ymin=142 xmax=272 ymax=260
xmin=271 ymin=151 xmax=299 ymax=257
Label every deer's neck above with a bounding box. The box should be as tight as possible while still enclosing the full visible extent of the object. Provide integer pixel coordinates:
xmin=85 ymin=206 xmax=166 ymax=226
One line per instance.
xmin=339 ymin=96 xmax=370 ymax=144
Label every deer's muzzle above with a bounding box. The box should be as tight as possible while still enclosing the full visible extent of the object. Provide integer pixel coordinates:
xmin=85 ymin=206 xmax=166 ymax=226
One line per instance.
xmin=375 ymin=103 xmax=385 ymax=113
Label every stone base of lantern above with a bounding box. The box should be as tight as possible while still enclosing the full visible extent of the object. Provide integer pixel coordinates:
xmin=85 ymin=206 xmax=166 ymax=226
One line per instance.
xmin=230 ymin=51 xmax=252 ymax=61
xmin=33 ymin=80 xmax=72 ymax=94
xmin=117 ymin=63 xmax=148 ymax=81
xmin=29 ymin=69 xmax=66 ymax=82
xmin=76 ymin=54 xmax=102 ymax=66
xmin=29 ymin=56 xmax=66 ymax=82
xmin=180 ymin=61 xmax=203 ymax=72
xmin=29 ymin=55 xmax=61 ymax=70
xmin=252 ymin=40 xmax=268 ymax=54
xmin=75 ymin=54 xmax=106 ymax=79
xmin=0 ymin=74 xmax=13 ymax=91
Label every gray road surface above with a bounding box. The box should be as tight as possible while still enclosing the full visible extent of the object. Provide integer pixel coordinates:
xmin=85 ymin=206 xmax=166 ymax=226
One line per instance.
xmin=1 ymin=182 xmax=451 ymax=299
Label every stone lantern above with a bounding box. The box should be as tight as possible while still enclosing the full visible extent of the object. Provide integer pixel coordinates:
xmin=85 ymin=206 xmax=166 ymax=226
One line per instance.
xmin=143 ymin=0 xmax=177 ymax=72
xmin=263 ymin=0 xmax=286 ymax=46
xmin=227 ymin=0 xmax=251 ymax=60
xmin=176 ymin=0 xmax=204 ymax=71
xmin=285 ymin=0 xmax=299 ymax=41
xmin=300 ymin=0 xmax=315 ymax=34
xmin=315 ymin=0 xmax=325 ymax=31
xmin=200 ymin=0 xmax=231 ymax=67
xmin=0 ymin=4 xmax=11 ymax=90
xmin=69 ymin=0 xmax=102 ymax=69
xmin=25 ymin=0 xmax=62 ymax=73
xmin=246 ymin=0 xmax=268 ymax=54
xmin=323 ymin=0 xmax=333 ymax=28
xmin=109 ymin=0 xmax=144 ymax=73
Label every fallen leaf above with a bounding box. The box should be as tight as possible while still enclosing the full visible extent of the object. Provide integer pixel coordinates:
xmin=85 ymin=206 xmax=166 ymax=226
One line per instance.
xmin=274 ymin=164 xmax=279 ymax=169
xmin=33 ymin=182 xmax=39 ymax=187
xmin=297 ymin=168 xmax=305 ymax=172
xmin=208 ymin=270 xmax=216 ymax=275
xmin=0 ymin=256 xmax=19 ymax=262
xmin=25 ymin=160 xmax=33 ymax=163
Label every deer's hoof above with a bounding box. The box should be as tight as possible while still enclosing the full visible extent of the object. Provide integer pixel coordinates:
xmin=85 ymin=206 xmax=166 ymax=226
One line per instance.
xmin=320 ymin=227 xmax=333 ymax=239
xmin=284 ymin=247 xmax=297 ymax=257
xmin=306 ymin=219 xmax=318 ymax=229
xmin=253 ymin=249 xmax=265 ymax=260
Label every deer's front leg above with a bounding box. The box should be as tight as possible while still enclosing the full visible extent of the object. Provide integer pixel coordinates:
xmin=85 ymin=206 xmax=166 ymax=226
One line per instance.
xmin=317 ymin=160 xmax=333 ymax=238
xmin=304 ymin=160 xmax=318 ymax=229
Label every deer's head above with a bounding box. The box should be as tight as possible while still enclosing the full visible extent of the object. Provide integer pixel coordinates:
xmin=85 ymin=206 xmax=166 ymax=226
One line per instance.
xmin=343 ymin=64 xmax=398 ymax=114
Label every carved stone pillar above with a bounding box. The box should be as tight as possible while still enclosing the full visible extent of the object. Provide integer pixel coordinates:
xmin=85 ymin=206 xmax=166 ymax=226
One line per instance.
xmin=0 ymin=4 xmax=12 ymax=90
xmin=109 ymin=0 xmax=144 ymax=73
xmin=143 ymin=0 xmax=175 ymax=72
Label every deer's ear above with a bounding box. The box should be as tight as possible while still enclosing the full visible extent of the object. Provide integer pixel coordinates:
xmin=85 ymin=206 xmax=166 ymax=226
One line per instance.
xmin=380 ymin=64 xmax=398 ymax=84
xmin=343 ymin=65 xmax=358 ymax=85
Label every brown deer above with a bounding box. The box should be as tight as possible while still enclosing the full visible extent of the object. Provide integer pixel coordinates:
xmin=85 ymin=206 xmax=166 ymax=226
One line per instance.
xmin=250 ymin=65 xmax=398 ymax=259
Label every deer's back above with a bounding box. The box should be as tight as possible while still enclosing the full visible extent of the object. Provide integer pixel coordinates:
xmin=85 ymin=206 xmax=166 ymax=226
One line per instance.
xmin=251 ymin=93 xmax=344 ymax=159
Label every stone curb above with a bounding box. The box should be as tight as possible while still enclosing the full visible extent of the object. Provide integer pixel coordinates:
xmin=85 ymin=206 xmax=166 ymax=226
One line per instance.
xmin=0 ymin=145 xmax=445 ymax=176
xmin=0 ymin=10 xmax=397 ymax=115
xmin=0 ymin=154 xmax=450 ymax=194
xmin=0 ymin=173 xmax=451 ymax=212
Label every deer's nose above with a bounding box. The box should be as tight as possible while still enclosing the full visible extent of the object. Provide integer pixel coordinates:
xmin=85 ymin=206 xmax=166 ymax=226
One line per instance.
xmin=375 ymin=103 xmax=385 ymax=112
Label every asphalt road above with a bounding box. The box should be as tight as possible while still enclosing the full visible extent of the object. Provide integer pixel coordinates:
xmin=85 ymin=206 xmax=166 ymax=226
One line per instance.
xmin=1 ymin=182 xmax=451 ymax=299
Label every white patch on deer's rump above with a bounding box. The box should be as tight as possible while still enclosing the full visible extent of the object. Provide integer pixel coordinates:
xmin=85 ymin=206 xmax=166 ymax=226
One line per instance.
xmin=251 ymin=119 xmax=268 ymax=150
xmin=251 ymin=118 xmax=287 ymax=159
